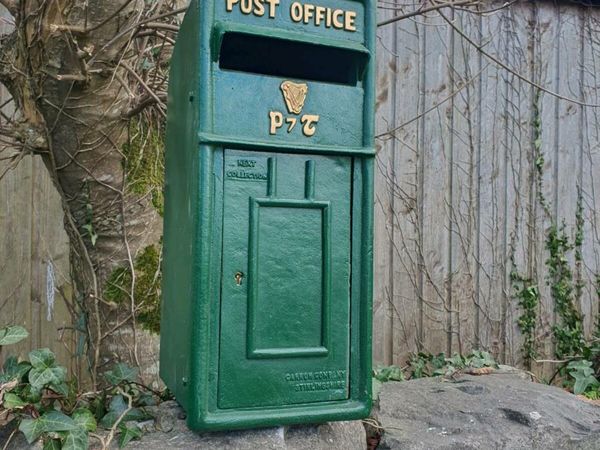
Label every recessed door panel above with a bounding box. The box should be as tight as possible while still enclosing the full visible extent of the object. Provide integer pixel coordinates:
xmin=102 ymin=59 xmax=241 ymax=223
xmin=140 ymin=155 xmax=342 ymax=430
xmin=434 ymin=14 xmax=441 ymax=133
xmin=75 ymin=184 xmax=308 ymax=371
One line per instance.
xmin=218 ymin=150 xmax=352 ymax=409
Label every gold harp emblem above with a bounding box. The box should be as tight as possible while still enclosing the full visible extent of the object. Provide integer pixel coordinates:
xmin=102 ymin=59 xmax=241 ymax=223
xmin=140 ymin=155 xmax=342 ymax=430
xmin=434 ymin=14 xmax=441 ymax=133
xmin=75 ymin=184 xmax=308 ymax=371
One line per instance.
xmin=280 ymin=81 xmax=308 ymax=115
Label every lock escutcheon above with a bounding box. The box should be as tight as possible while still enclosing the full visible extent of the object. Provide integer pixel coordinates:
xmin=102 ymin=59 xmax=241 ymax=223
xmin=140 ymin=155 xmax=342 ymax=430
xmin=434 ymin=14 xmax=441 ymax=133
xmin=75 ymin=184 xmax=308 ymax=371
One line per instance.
xmin=234 ymin=272 xmax=244 ymax=286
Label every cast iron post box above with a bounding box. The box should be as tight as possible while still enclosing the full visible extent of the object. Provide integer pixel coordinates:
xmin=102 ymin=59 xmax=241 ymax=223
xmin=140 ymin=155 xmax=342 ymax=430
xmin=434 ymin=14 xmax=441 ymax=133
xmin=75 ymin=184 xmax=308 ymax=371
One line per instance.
xmin=160 ymin=0 xmax=375 ymax=431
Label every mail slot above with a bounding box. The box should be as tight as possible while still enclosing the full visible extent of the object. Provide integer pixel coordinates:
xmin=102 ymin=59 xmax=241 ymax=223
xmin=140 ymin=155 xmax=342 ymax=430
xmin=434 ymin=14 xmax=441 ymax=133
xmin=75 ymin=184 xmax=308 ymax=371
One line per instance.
xmin=160 ymin=0 xmax=375 ymax=431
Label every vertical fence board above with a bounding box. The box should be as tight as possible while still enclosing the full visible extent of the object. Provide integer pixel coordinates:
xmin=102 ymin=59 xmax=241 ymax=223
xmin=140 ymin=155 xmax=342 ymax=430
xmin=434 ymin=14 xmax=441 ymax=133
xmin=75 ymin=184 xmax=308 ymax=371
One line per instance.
xmin=31 ymin=156 xmax=75 ymax=373
xmin=581 ymin=11 xmax=600 ymax=338
xmin=502 ymin=5 xmax=533 ymax=368
xmin=417 ymin=13 xmax=453 ymax=355
xmin=476 ymin=9 xmax=507 ymax=360
xmin=534 ymin=6 xmax=561 ymax=376
xmin=447 ymin=9 xmax=485 ymax=355
xmin=0 ymin=157 xmax=34 ymax=359
xmin=373 ymin=3 xmax=396 ymax=366
xmin=390 ymin=17 xmax=423 ymax=363
xmin=582 ymin=12 xmax=600 ymax=338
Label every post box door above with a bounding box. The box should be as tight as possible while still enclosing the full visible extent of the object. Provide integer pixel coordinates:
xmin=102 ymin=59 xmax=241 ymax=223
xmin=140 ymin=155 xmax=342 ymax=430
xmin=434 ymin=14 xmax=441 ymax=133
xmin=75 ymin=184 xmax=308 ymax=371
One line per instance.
xmin=218 ymin=150 xmax=352 ymax=409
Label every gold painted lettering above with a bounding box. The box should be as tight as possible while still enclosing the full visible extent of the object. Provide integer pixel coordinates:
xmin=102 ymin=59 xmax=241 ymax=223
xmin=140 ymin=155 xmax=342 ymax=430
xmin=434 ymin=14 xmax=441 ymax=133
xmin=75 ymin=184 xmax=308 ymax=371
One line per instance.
xmin=301 ymin=114 xmax=319 ymax=137
xmin=265 ymin=0 xmax=280 ymax=18
xmin=345 ymin=10 xmax=356 ymax=31
xmin=290 ymin=1 xmax=302 ymax=22
xmin=226 ymin=0 xmax=239 ymax=11
xmin=226 ymin=0 xmax=357 ymax=32
xmin=253 ymin=0 xmax=265 ymax=16
xmin=303 ymin=3 xmax=314 ymax=24
xmin=285 ymin=117 xmax=297 ymax=132
xmin=315 ymin=6 xmax=326 ymax=25
xmin=269 ymin=111 xmax=284 ymax=135
xmin=332 ymin=9 xmax=344 ymax=29
xmin=240 ymin=0 xmax=253 ymax=14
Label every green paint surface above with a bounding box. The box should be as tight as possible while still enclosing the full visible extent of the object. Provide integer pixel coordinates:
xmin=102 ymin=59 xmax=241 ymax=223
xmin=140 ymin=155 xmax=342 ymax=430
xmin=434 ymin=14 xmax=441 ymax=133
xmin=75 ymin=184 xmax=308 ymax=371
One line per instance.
xmin=218 ymin=151 xmax=351 ymax=409
xmin=160 ymin=0 xmax=375 ymax=431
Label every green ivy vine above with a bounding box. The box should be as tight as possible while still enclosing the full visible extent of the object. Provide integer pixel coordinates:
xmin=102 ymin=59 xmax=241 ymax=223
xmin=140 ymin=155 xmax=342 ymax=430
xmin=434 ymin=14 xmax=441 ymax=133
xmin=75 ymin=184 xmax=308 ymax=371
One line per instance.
xmin=510 ymin=268 xmax=539 ymax=367
xmin=0 ymin=325 xmax=165 ymax=449
xmin=546 ymin=222 xmax=585 ymax=359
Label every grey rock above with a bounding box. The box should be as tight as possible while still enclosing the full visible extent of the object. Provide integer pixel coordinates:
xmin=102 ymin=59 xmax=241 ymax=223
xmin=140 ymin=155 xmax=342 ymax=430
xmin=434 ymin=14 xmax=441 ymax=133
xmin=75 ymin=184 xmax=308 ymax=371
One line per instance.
xmin=116 ymin=401 xmax=365 ymax=450
xmin=375 ymin=374 xmax=600 ymax=450
xmin=495 ymin=365 xmax=535 ymax=381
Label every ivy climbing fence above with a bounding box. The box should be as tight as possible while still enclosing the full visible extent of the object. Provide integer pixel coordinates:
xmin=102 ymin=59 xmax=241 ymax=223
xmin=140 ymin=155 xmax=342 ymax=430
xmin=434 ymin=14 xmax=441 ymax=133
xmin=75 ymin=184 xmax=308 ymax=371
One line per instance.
xmin=374 ymin=1 xmax=600 ymax=376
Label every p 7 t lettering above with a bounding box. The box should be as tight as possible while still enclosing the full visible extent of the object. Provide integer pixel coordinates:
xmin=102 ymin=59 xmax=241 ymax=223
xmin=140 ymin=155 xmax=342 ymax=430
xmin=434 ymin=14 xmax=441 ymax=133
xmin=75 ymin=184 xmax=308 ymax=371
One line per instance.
xmin=269 ymin=111 xmax=319 ymax=137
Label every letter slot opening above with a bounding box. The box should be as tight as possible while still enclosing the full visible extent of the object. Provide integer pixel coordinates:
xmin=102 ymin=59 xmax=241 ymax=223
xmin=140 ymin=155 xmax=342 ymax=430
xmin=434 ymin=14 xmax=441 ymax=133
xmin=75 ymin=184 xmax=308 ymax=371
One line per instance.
xmin=218 ymin=32 xmax=367 ymax=85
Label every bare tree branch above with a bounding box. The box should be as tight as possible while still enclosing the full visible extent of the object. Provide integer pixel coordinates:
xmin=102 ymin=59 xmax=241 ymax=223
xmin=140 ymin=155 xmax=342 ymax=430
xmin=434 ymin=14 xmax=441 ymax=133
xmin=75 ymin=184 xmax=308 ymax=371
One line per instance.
xmin=438 ymin=9 xmax=600 ymax=108
xmin=377 ymin=0 xmax=478 ymax=27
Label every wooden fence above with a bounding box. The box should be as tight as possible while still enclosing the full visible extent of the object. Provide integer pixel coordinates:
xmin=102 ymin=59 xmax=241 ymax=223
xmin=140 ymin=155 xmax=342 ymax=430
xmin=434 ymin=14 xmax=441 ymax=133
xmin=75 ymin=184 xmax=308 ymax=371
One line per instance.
xmin=374 ymin=1 xmax=600 ymax=373
xmin=0 ymin=7 xmax=77 ymax=375
xmin=2 ymin=2 xmax=600 ymax=377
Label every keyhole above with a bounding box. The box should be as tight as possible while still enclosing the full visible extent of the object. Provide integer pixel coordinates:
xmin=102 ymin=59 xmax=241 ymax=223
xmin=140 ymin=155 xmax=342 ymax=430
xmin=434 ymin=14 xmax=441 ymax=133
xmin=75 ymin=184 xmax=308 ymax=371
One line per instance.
xmin=235 ymin=272 xmax=244 ymax=286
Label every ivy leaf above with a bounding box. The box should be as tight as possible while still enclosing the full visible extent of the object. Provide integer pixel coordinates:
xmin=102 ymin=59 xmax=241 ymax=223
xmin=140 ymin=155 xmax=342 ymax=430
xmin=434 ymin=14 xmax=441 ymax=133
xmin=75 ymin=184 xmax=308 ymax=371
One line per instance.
xmin=29 ymin=348 xmax=56 ymax=369
xmin=431 ymin=353 xmax=447 ymax=370
xmin=99 ymin=411 xmax=119 ymax=429
xmin=29 ymin=365 xmax=66 ymax=394
xmin=109 ymin=394 xmax=128 ymax=414
xmin=1 ymin=357 xmax=32 ymax=383
xmin=18 ymin=411 xmax=78 ymax=443
xmin=19 ymin=384 xmax=42 ymax=404
xmin=104 ymin=363 xmax=139 ymax=386
xmin=468 ymin=351 xmax=498 ymax=369
xmin=573 ymin=375 xmax=598 ymax=396
xmin=568 ymin=360 xmax=600 ymax=395
xmin=1 ymin=356 xmax=18 ymax=375
xmin=118 ymin=423 xmax=142 ymax=448
xmin=137 ymin=392 xmax=156 ymax=406
xmin=374 ymin=365 xmax=404 ymax=382
xmin=99 ymin=395 xmax=147 ymax=428
xmin=0 ymin=326 xmax=29 ymax=346
xmin=19 ymin=418 xmax=45 ymax=444
xmin=49 ymin=382 xmax=70 ymax=397
xmin=72 ymin=408 xmax=97 ymax=432
xmin=447 ymin=353 xmax=466 ymax=369
xmin=27 ymin=349 xmax=65 ymax=393
xmin=38 ymin=410 xmax=79 ymax=433
xmin=82 ymin=224 xmax=98 ymax=247
xmin=62 ymin=428 xmax=88 ymax=450
xmin=43 ymin=439 xmax=62 ymax=450
xmin=99 ymin=407 xmax=147 ymax=429
xmin=3 ymin=392 xmax=27 ymax=409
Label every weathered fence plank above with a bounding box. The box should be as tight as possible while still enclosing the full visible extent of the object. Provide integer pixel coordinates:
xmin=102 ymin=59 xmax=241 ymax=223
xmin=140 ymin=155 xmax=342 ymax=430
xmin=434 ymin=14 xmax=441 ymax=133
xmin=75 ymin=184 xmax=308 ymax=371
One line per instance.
xmin=374 ymin=2 xmax=396 ymax=366
xmin=581 ymin=13 xmax=600 ymax=338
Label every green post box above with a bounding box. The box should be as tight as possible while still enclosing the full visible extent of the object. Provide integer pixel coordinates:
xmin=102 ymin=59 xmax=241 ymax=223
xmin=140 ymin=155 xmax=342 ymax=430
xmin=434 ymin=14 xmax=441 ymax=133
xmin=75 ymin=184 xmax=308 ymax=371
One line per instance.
xmin=160 ymin=0 xmax=375 ymax=431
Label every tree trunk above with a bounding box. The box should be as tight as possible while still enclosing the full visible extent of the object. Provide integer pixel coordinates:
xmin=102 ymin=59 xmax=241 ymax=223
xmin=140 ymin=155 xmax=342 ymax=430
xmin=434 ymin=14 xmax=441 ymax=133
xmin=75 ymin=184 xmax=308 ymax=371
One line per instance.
xmin=0 ymin=0 xmax=176 ymax=387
